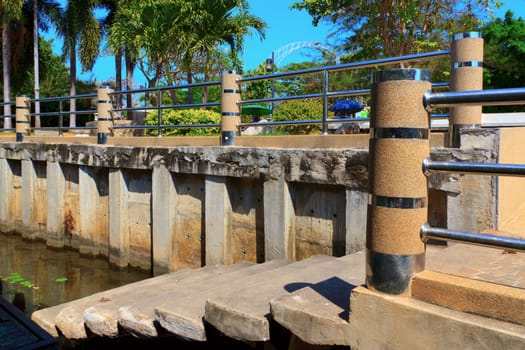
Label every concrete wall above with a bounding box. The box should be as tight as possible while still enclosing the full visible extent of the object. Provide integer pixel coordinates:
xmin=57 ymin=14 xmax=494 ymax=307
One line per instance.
xmin=0 ymin=130 xmax=501 ymax=273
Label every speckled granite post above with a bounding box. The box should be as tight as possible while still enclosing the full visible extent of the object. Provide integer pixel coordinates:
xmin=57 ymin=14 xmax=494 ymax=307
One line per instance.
xmin=15 ymin=95 xmax=30 ymax=142
xmin=366 ymin=69 xmax=431 ymax=294
xmin=221 ymin=71 xmax=241 ymax=145
xmin=449 ymin=32 xmax=484 ymax=147
xmin=97 ymin=87 xmax=114 ymax=144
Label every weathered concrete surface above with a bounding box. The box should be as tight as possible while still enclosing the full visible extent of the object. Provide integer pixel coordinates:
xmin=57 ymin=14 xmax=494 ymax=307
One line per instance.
xmin=348 ymin=286 xmax=525 ymax=350
xmin=269 ymin=251 xmax=364 ymax=346
xmin=412 ymin=270 xmax=525 ymax=326
xmin=426 ymin=244 xmax=525 ymax=289
xmin=203 ymin=254 xmax=362 ymax=342
xmin=152 ymin=260 xmax=289 ymax=341
xmin=83 ymin=263 xmax=254 ymax=338
xmin=32 ymin=267 xmax=196 ymax=338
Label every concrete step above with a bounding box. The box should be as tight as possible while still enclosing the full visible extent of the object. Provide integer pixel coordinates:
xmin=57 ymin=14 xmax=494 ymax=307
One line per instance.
xmin=348 ymin=285 xmax=525 ymax=349
xmin=81 ymin=262 xmax=254 ymax=338
xmin=134 ymin=259 xmax=290 ymax=340
xmin=412 ymin=270 xmax=525 ymax=327
xmin=203 ymin=254 xmax=363 ymax=342
xmin=269 ymin=251 xmax=364 ymax=346
xmin=31 ymin=267 xmax=196 ymax=338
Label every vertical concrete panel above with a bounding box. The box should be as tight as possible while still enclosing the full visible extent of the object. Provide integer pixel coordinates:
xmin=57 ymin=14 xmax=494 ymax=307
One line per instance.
xmin=46 ymin=161 xmax=65 ymax=248
xmin=0 ymin=158 xmax=14 ymax=233
xmin=152 ymin=162 xmax=177 ymax=275
xmin=63 ymin=165 xmax=79 ymax=249
xmin=33 ymin=162 xmax=47 ymax=240
xmin=230 ymin=178 xmax=264 ymax=263
xmin=264 ymin=177 xmax=295 ymax=261
xmin=175 ymin=176 xmax=204 ymax=269
xmin=109 ymin=168 xmax=129 ymax=268
xmin=345 ymin=189 xmax=367 ymax=254
xmin=79 ymin=166 xmax=100 ymax=256
xmin=22 ymin=159 xmax=37 ymax=238
xmin=205 ymin=176 xmax=232 ymax=265
xmin=11 ymin=160 xmax=22 ymax=233
xmin=294 ymin=183 xmax=346 ymax=260
xmin=126 ymin=169 xmax=152 ymax=271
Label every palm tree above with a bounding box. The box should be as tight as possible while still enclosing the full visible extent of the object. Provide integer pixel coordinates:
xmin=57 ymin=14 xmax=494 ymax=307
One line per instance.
xmin=57 ymin=0 xmax=102 ymax=128
xmin=32 ymin=0 xmax=61 ymax=128
xmin=1 ymin=0 xmax=24 ymax=129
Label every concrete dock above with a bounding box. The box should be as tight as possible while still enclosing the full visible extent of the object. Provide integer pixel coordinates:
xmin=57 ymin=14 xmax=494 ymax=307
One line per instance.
xmin=31 ymin=244 xmax=525 ymax=349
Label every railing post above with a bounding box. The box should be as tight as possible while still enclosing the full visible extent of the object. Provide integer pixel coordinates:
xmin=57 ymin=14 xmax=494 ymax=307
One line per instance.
xmin=15 ymin=95 xmax=31 ymax=142
xmin=97 ymin=87 xmax=114 ymax=144
xmin=322 ymin=69 xmax=329 ymax=135
xmin=449 ymin=32 xmax=483 ymax=147
xmin=366 ymin=69 xmax=431 ymax=295
xmin=221 ymin=71 xmax=241 ymax=146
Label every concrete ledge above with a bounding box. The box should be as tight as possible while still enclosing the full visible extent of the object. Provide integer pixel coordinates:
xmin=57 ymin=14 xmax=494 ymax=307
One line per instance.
xmin=412 ymin=270 xmax=525 ymax=326
xmin=348 ymin=286 xmax=525 ymax=350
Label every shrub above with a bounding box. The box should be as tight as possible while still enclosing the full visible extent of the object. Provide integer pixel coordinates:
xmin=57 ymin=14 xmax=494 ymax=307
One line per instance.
xmin=272 ymin=99 xmax=324 ymax=135
xmin=145 ymin=109 xmax=221 ymax=136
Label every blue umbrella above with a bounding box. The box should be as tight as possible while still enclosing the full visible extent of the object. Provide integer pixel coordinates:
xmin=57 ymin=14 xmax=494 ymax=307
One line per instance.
xmin=329 ymin=100 xmax=364 ymax=116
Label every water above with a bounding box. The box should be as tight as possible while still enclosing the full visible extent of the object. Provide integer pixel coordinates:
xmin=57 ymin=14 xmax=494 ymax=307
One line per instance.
xmin=0 ymin=233 xmax=151 ymax=316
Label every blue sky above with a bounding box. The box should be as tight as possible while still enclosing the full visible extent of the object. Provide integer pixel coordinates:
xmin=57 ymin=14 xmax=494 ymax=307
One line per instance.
xmin=50 ymin=0 xmax=524 ymax=85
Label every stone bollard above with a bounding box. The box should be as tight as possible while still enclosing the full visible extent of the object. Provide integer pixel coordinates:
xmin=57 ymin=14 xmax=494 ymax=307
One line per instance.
xmin=97 ymin=87 xmax=114 ymax=144
xmin=15 ymin=95 xmax=31 ymax=142
xmin=449 ymin=32 xmax=484 ymax=147
xmin=366 ymin=69 xmax=431 ymax=295
xmin=221 ymin=71 xmax=241 ymax=145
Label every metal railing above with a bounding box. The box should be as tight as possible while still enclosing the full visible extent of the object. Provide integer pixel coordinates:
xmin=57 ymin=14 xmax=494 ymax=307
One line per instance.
xmin=1 ymin=50 xmax=452 ymax=138
xmin=422 ymin=88 xmax=525 ymax=252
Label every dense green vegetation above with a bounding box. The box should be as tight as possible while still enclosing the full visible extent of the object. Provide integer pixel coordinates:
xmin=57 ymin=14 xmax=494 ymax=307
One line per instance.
xmin=1 ymin=0 xmax=523 ymax=131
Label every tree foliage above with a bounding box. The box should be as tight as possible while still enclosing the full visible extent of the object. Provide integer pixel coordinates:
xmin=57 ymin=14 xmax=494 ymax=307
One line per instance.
xmin=291 ymin=0 xmax=500 ymax=62
xmin=482 ymin=10 xmax=525 ymax=112
xmin=272 ymin=99 xmax=324 ymax=135
xmin=108 ymin=0 xmax=266 ymax=104
xmin=145 ymin=108 xmax=221 ymax=136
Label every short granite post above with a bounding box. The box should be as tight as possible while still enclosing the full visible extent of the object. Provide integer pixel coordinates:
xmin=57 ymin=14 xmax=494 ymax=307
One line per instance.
xmin=15 ymin=95 xmax=31 ymax=142
xmin=220 ymin=71 xmax=241 ymax=145
xmin=448 ymin=32 xmax=484 ymax=147
xmin=366 ymin=69 xmax=431 ymax=295
xmin=97 ymin=87 xmax=114 ymax=145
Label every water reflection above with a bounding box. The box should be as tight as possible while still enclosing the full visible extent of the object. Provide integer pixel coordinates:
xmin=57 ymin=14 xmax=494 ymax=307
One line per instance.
xmin=0 ymin=234 xmax=151 ymax=316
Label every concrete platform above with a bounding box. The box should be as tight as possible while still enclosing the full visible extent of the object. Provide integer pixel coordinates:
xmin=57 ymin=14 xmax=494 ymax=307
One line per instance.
xmin=152 ymin=259 xmax=290 ymax=341
xmin=203 ymin=254 xmax=362 ymax=342
xmin=348 ymin=286 xmax=525 ymax=350
xmin=268 ymin=251 xmax=364 ymax=346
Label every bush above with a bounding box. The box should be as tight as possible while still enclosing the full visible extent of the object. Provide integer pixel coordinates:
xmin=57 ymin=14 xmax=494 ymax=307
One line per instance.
xmin=272 ymin=99 xmax=324 ymax=135
xmin=145 ymin=109 xmax=221 ymax=136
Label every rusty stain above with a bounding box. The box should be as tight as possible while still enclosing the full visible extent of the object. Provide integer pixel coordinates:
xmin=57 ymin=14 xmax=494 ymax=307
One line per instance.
xmin=64 ymin=207 xmax=75 ymax=238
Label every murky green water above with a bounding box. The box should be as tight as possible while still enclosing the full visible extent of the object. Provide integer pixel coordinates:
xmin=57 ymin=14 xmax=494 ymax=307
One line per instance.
xmin=0 ymin=233 xmax=151 ymax=316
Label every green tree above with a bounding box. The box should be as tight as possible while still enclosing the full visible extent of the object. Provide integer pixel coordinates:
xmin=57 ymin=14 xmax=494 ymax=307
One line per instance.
xmin=482 ymin=10 xmax=525 ymax=112
xmin=109 ymin=0 xmax=266 ymax=106
xmin=1 ymin=0 xmax=24 ymax=128
xmin=291 ymin=0 xmax=499 ymax=63
xmin=57 ymin=0 xmax=103 ymax=127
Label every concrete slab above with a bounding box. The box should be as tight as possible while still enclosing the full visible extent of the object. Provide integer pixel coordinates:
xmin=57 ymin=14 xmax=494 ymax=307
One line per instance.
xmin=32 ymin=267 xmax=196 ymax=338
xmin=348 ymin=286 xmax=525 ymax=349
xmin=269 ymin=251 xmax=364 ymax=346
xmin=426 ymin=244 xmax=525 ymax=289
xmin=203 ymin=254 xmax=361 ymax=342
xmin=82 ymin=263 xmax=252 ymax=338
xmin=412 ymin=270 xmax=525 ymax=326
xmin=153 ymin=259 xmax=290 ymax=341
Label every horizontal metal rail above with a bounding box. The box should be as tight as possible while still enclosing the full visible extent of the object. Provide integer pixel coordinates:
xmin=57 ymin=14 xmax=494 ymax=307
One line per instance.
xmin=111 ymin=123 xmax=220 ymax=130
xmin=423 ymin=158 xmax=525 ymax=177
xmin=241 ymin=50 xmax=450 ymax=82
xmin=109 ymin=80 xmax=221 ymax=96
xmin=424 ymin=87 xmax=525 ymax=110
xmin=32 ymin=93 xmax=97 ymax=103
xmin=421 ymin=224 xmax=525 ymax=252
